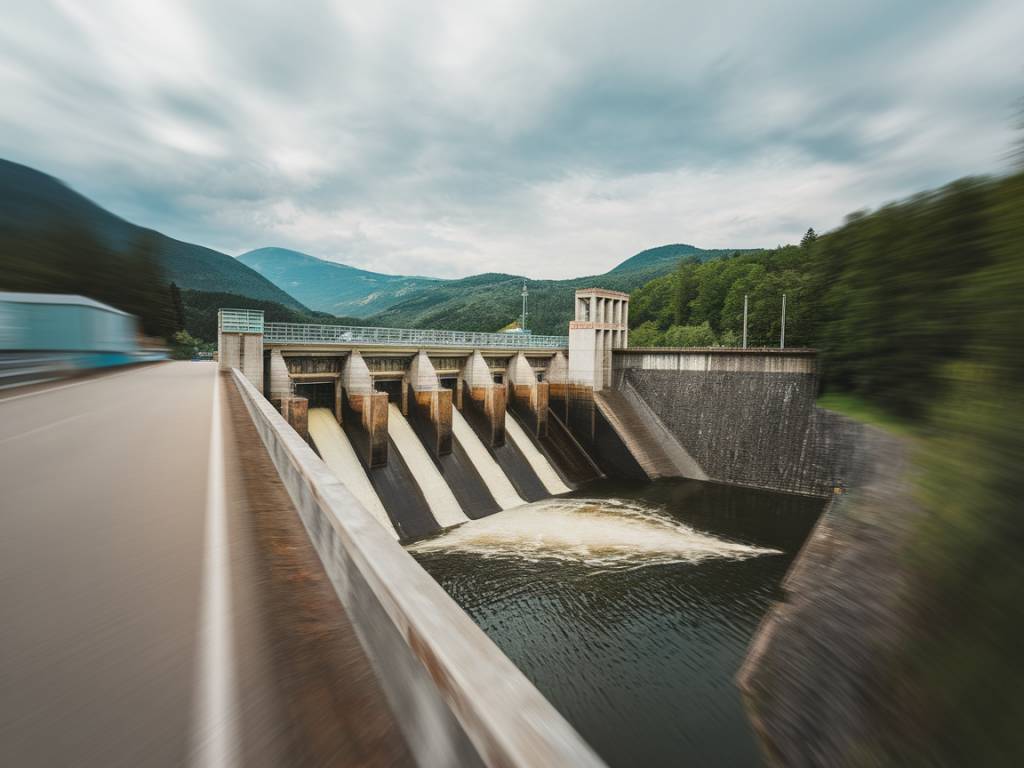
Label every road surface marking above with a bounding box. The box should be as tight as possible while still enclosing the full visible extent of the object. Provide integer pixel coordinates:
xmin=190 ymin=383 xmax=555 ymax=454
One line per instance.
xmin=190 ymin=372 xmax=238 ymax=768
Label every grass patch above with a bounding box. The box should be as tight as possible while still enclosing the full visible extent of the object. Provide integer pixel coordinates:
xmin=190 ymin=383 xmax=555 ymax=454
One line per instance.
xmin=816 ymin=392 xmax=918 ymax=437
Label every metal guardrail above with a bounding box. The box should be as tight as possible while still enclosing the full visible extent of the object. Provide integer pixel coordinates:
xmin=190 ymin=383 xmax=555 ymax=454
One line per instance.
xmin=218 ymin=308 xmax=265 ymax=334
xmin=263 ymin=321 xmax=569 ymax=350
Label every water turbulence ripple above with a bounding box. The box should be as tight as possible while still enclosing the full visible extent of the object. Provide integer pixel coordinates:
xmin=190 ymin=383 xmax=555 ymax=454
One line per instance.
xmin=409 ymin=479 xmax=825 ymax=767
xmin=408 ymin=496 xmax=780 ymax=568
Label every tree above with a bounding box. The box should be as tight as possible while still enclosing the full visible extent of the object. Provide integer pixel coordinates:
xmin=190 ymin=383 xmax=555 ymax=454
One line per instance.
xmin=800 ymin=227 xmax=818 ymax=248
xmin=664 ymin=322 xmax=718 ymax=347
xmin=169 ymin=282 xmax=185 ymax=331
xmin=672 ymin=257 xmax=701 ymax=326
xmin=629 ymin=321 xmax=664 ymax=347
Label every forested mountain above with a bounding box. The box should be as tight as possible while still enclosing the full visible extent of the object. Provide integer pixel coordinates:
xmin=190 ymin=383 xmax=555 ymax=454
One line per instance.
xmin=0 ymin=160 xmax=308 ymax=329
xmin=179 ymin=289 xmax=365 ymax=342
xmin=238 ymin=247 xmax=441 ymax=317
xmin=242 ymin=243 xmax=744 ymax=331
xmin=366 ymin=269 xmax=659 ymax=335
xmin=243 ymin=243 xmax=745 ymax=334
xmin=606 ymin=243 xmax=750 ymax=276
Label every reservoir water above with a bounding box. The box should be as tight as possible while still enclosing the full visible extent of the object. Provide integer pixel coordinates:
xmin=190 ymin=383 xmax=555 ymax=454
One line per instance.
xmin=410 ymin=478 xmax=823 ymax=767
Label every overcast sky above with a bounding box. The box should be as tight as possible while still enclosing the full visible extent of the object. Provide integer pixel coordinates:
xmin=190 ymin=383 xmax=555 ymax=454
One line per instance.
xmin=1 ymin=1 xmax=1021 ymax=278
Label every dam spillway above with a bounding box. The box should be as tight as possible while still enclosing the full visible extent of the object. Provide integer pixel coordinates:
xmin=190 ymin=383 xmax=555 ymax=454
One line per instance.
xmin=307 ymin=392 xmax=560 ymax=541
xmin=307 ymin=407 xmax=396 ymax=537
xmin=221 ymin=289 xmax=844 ymax=766
xmin=504 ymin=412 xmax=571 ymax=496
xmin=385 ymin=402 xmax=469 ymax=529
xmin=451 ymin=406 xmax=526 ymax=511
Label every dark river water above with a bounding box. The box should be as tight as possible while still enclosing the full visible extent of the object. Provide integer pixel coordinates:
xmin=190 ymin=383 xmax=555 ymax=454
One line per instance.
xmin=410 ymin=478 xmax=823 ymax=767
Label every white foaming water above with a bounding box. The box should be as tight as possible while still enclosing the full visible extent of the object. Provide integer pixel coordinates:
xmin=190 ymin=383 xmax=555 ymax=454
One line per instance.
xmin=409 ymin=497 xmax=780 ymax=568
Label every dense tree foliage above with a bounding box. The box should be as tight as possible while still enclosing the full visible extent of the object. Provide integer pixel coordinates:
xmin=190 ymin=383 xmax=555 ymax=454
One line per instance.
xmin=628 ymin=247 xmax=811 ymax=350
xmin=0 ymin=221 xmax=176 ymax=338
xmin=630 ymin=171 xmax=1024 ymax=762
xmin=179 ymin=289 xmax=367 ymax=343
xmin=628 ymin=173 xmax=1020 ymax=419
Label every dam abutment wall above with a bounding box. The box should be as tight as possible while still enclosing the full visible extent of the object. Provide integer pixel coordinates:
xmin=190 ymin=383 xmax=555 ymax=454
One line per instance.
xmin=612 ymin=348 xmax=860 ymax=497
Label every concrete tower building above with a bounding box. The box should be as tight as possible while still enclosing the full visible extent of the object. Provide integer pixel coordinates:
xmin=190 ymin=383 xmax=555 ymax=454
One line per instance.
xmin=568 ymin=288 xmax=630 ymax=391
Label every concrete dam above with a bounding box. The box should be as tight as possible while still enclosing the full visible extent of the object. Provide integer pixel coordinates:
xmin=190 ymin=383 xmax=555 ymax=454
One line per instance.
xmin=217 ymin=289 xmax=844 ymax=766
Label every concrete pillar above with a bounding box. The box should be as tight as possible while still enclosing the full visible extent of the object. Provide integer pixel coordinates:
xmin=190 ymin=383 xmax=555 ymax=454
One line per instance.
xmin=507 ymin=352 xmax=548 ymax=438
xmin=546 ymin=351 xmax=569 ymax=423
xmin=405 ymin=351 xmax=452 ymax=457
xmin=460 ymin=350 xmax=506 ymax=447
xmin=217 ymin=330 xmax=264 ymax=394
xmin=341 ymin=351 xmax=388 ymax=468
xmin=242 ymin=334 xmax=264 ymax=393
xmin=341 ymin=350 xmax=374 ymax=396
xmin=217 ymin=309 xmax=265 ymax=393
xmin=505 ymin=352 xmax=548 ymax=436
xmin=279 ymin=396 xmax=309 ymax=440
xmin=268 ymin=348 xmax=291 ymax=404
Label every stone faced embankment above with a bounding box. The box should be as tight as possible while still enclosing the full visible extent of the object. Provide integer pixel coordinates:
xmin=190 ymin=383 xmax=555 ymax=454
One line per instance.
xmin=613 ymin=348 xmax=861 ymax=497
xmin=737 ymin=425 xmax=926 ymax=766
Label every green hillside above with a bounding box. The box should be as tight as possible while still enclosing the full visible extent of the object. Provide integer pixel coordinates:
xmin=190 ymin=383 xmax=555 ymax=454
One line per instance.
xmin=238 ymin=247 xmax=440 ymax=317
xmin=364 ymin=247 xmax=746 ymax=335
xmin=180 ymin=289 xmax=366 ymax=342
xmin=608 ymin=244 xmax=702 ymax=274
xmin=0 ymin=160 xmax=307 ymax=312
xmin=242 ymin=243 xmax=748 ymax=335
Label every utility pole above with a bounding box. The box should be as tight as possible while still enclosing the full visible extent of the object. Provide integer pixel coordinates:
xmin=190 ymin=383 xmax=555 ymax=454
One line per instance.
xmin=780 ymin=293 xmax=786 ymax=349
xmin=521 ymin=279 xmax=529 ymax=333
xmin=742 ymin=294 xmax=748 ymax=349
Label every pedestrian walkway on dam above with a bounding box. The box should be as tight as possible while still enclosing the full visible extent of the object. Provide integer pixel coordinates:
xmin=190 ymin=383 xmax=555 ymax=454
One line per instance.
xmin=0 ymin=362 xmax=412 ymax=767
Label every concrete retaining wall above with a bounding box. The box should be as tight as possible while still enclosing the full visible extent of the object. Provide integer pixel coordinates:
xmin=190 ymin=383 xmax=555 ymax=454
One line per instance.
xmin=614 ymin=349 xmax=859 ymax=497
xmin=230 ymin=369 xmax=604 ymax=768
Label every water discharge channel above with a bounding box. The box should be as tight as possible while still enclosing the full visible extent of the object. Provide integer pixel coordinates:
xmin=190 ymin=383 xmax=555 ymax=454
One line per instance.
xmin=410 ymin=478 xmax=823 ymax=767
xmin=305 ymin=394 xmax=824 ymax=765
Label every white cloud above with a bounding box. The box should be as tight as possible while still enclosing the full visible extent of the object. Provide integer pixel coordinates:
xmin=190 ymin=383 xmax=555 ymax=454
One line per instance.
xmin=0 ymin=0 xmax=1020 ymax=279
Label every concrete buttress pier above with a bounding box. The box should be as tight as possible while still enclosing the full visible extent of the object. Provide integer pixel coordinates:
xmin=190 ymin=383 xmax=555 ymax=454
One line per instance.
xmin=404 ymin=351 xmax=453 ymax=457
xmin=546 ymin=350 xmax=569 ymax=422
xmin=279 ymin=395 xmax=309 ymax=440
xmin=267 ymin=348 xmax=292 ymax=405
xmin=459 ymin=350 xmax=506 ymax=447
xmin=507 ymin=352 xmax=548 ymax=438
xmin=341 ymin=351 xmax=389 ymax=468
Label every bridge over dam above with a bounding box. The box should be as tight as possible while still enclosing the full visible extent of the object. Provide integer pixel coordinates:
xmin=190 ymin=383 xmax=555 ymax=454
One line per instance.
xmin=2 ymin=287 xmax=856 ymax=766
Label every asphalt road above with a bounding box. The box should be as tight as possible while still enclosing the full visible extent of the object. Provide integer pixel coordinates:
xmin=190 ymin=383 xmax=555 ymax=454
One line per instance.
xmin=0 ymin=362 xmax=410 ymax=767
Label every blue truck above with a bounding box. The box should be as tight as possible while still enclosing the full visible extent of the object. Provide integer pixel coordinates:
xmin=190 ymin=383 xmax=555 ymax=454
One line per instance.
xmin=0 ymin=291 xmax=160 ymax=388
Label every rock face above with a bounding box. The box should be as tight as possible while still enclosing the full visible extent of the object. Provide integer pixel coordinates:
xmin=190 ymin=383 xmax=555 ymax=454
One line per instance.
xmin=737 ymin=425 xmax=925 ymax=766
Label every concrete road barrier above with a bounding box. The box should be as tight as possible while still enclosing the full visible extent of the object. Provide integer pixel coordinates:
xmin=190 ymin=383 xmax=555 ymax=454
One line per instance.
xmin=231 ymin=369 xmax=605 ymax=768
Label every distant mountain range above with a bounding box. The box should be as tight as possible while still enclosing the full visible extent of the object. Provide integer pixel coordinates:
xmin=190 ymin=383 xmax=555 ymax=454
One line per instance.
xmin=0 ymin=159 xmax=306 ymax=311
xmin=242 ymin=243 xmax=745 ymax=334
xmin=238 ymin=247 xmax=441 ymax=317
xmin=0 ymin=158 xmax=757 ymax=337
